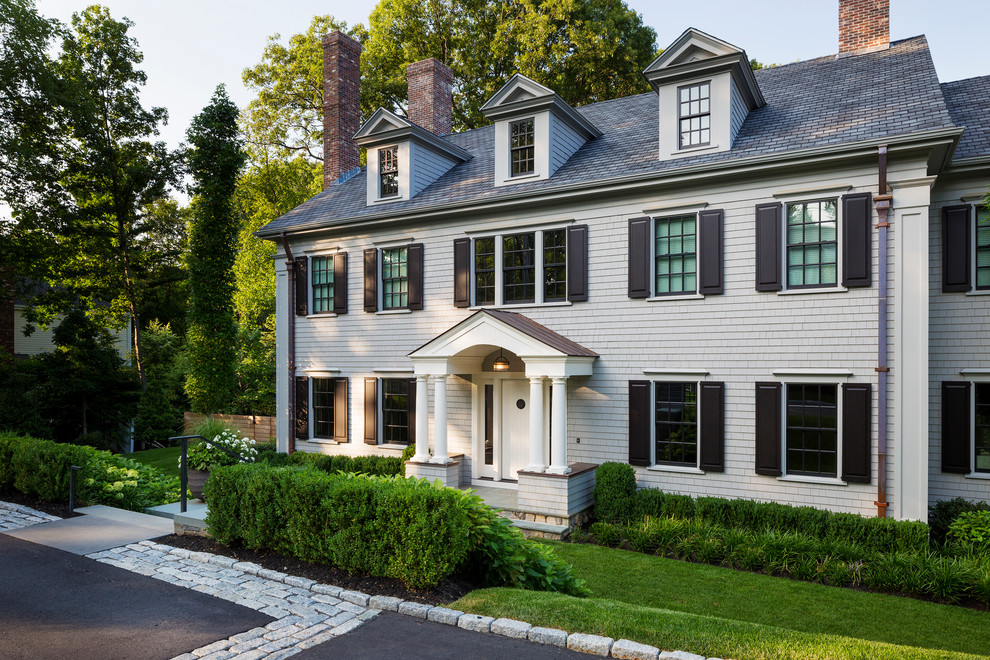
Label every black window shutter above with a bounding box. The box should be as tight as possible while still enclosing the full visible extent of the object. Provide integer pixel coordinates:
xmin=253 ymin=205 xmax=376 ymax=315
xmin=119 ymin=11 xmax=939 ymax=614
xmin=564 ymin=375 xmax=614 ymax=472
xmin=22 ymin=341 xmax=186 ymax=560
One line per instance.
xmin=943 ymin=205 xmax=972 ymax=292
xmin=333 ymin=377 xmax=348 ymax=442
xmin=294 ymin=375 xmax=309 ymax=439
xmin=566 ymin=224 xmax=589 ymax=302
xmin=841 ymin=383 xmax=872 ymax=483
xmin=628 ymin=380 xmax=651 ymax=466
xmin=942 ymin=381 xmax=971 ymax=473
xmin=699 ymin=382 xmax=725 ymax=472
xmin=453 ymin=238 xmax=471 ymax=308
xmin=698 ymin=209 xmax=724 ymax=295
xmin=628 ymin=217 xmax=651 ymax=298
xmin=407 ymin=243 xmax=424 ymax=310
xmin=407 ymin=378 xmax=417 ymax=445
xmin=295 ymin=256 xmax=309 ymax=316
xmin=364 ymin=248 xmax=378 ymax=312
xmin=842 ymin=193 xmax=873 ymax=288
xmin=364 ymin=378 xmax=378 ymax=445
xmin=755 ymin=203 xmax=782 ymax=291
xmin=754 ymin=382 xmax=782 ymax=475
xmin=333 ymin=252 xmax=348 ymax=314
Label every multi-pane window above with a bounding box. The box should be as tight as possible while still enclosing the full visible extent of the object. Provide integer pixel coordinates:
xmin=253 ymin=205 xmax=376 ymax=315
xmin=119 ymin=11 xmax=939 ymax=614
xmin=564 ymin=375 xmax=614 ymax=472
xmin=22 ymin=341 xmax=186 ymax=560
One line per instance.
xmin=475 ymin=237 xmax=496 ymax=306
xmin=379 ymin=146 xmax=398 ymax=198
xmin=510 ymin=118 xmax=535 ymax=177
xmin=381 ymin=247 xmax=408 ymax=309
xmin=678 ymin=82 xmax=710 ymax=148
xmin=312 ymin=378 xmax=334 ymax=439
xmin=786 ymin=384 xmax=838 ymax=478
xmin=543 ymin=229 xmax=567 ymax=302
xmin=382 ymin=378 xmax=410 ymax=445
xmin=976 ymin=384 xmax=990 ymax=473
xmin=977 ymin=207 xmax=990 ymax=290
xmin=503 ymin=232 xmax=536 ymax=304
xmin=655 ymin=216 xmax=697 ymax=294
xmin=311 ymin=256 xmax=334 ymax=313
xmin=655 ymin=382 xmax=698 ymax=466
xmin=787 ymin=199 xmax=838 ymax=288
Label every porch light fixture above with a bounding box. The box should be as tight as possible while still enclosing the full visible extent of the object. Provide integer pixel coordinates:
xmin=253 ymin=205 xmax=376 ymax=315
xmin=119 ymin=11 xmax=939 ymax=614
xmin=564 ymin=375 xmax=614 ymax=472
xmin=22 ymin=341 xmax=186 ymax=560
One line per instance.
xmin=493 ymin=349 xmax=510 ymax=371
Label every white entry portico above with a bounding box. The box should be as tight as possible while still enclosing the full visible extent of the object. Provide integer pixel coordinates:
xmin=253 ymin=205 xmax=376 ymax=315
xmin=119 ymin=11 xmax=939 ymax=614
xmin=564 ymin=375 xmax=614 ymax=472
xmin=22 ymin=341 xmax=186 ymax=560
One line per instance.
xmin=406 ymin=310 xmax=597 ymax=487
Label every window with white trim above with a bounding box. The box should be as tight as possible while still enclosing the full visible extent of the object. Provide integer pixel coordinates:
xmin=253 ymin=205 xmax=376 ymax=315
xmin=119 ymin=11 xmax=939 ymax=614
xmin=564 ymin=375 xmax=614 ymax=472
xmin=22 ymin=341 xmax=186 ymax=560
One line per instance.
xmin=655 ymin=215 xmax=697 ymax=295
xmin=655 ymin=382 xmax=698 ymax=467
xmin=976 ymin=207 xmax=990 ymax=290
xmin=785 ymin=383 xmax=838 ymax=478
xmin=381 ymin=247 xmax=408 ymax=310
xmin=311 ymin=256 xmax=334 ymax=314
xmin=976 ymin=384 xmax=990 ymax=473
xmin=379 ymin=146 xmax=398 ymax=198
xmin=510 ymin=118 xmax=535 ymax=177
xmin=381 ymin=378 xmax=411 ymax=445
xmin=678 ymin=82 xmax=710 ymax=149
xmin=472 ymin=229 xmax=567 ymax=306
xmin=312 ymin=377 xmax=335 ymax=439
xmin=786 ymin=199 xmax=838 ymax=289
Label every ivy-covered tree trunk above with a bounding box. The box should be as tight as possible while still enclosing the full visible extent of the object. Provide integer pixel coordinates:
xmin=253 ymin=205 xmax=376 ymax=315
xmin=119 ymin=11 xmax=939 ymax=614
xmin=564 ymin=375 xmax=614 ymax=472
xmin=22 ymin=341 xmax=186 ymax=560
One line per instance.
xmin=184 ymin=86 xmax=246 ymax=414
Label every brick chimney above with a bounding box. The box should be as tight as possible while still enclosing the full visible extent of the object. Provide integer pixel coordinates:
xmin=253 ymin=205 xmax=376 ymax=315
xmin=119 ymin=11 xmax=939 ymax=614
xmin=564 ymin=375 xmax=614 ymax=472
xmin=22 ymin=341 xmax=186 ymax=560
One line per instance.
xmin=838 ymin=0 xmax=890 ymax=56
xmin=406 ymin=58 xmax=453 ymax=136
xmin=322 ymin=31 xmax=361 ymax=189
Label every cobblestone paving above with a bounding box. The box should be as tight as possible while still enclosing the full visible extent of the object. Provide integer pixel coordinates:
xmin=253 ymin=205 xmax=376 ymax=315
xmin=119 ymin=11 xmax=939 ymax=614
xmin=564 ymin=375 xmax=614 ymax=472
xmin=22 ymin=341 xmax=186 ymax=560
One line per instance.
xmin=0 ymin=501 xmax=61 ymax=530
xmin=85 ymin=540 xmax=381 ymax=660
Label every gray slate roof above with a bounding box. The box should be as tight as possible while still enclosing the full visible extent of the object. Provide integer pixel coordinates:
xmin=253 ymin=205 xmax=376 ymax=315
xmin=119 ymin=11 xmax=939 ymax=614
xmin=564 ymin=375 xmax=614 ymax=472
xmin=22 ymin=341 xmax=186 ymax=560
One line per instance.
xmin=942 ymin=75 xmax=990 ymax=161
xmin=260 ymin=36 xmax=957 ymax=237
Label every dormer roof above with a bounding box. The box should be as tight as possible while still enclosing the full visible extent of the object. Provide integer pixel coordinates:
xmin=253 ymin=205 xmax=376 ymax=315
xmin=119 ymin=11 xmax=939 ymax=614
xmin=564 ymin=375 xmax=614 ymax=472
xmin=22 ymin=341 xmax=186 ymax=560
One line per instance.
xmin=480 ymin=73 xmax=602 ymax=140
xmin=643 ymin=28 xmax=765 ymax=111
xmin=354 ymin=107 xmax=472 ymax=162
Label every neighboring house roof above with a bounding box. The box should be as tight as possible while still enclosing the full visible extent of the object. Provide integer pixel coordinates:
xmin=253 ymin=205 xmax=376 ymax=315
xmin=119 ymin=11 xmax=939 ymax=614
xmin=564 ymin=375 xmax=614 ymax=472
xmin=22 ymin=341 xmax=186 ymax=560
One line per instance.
xmin=941 ymin=75 xmax=990 ymax=161
xmin=259 ymin=36 xmax=956 ymax=238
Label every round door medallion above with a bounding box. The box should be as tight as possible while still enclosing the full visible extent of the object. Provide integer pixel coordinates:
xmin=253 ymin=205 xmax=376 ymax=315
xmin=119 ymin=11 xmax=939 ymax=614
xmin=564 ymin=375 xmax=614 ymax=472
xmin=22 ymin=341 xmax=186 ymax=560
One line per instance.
xmin=516 ymin=399 xmax=526 ymax=410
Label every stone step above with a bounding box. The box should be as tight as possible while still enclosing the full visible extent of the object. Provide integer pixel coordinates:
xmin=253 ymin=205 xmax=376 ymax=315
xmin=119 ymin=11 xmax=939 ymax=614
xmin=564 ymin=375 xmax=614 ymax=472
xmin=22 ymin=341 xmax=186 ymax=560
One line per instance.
xmin=143 ymin=501 xmax=209 ymax=536
xmin=508 ymin=518 xmax=570 ymax=540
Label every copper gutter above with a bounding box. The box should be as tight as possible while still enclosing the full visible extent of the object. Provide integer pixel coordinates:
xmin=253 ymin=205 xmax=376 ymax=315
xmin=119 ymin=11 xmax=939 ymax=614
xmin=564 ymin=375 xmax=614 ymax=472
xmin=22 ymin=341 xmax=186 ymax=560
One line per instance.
xmin=280 ymin=232 xmax=296 ymax=454
xmin=874 ymin=146 xmax=891 ymax=517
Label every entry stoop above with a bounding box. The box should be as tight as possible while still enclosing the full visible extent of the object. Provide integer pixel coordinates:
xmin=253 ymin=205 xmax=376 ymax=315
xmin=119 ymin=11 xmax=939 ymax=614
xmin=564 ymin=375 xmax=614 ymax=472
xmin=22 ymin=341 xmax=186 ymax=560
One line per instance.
xmin=145 ymin=500 xmax=209 ymax=536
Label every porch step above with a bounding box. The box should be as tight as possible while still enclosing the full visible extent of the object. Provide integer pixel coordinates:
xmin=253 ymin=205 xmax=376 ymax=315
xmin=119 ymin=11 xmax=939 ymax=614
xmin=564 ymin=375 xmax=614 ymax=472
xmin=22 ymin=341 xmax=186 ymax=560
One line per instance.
xmin=144 ymin=500 xmax=209 ymax=536
xmin=509 ymin=518 xmax=570 ymax=540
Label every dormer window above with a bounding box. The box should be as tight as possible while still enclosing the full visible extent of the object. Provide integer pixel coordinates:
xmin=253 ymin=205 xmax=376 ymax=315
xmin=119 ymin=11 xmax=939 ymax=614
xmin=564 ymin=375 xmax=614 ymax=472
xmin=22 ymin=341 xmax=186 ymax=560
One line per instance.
xmin=510 ymin=118 xmax=535 ymax=177
xmin=379 ymin=146 xmax=399 ymax=197
xmin=678 ymin=82 xmax=711 ymax=148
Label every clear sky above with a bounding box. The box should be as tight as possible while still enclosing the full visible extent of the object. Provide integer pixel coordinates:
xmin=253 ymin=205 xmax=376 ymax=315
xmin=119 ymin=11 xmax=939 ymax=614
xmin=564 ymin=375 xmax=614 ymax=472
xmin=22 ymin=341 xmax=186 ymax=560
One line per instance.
xmin=31 ymin=0 xmax=990 ymax=154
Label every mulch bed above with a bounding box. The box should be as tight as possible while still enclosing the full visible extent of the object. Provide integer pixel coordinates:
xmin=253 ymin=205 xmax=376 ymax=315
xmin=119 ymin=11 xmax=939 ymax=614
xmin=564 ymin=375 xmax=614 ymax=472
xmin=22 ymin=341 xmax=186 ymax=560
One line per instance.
xmin=0 ymin=490 xmax=82 ymax=519
xmin=155 ymin=533 xmax=479 ymax=607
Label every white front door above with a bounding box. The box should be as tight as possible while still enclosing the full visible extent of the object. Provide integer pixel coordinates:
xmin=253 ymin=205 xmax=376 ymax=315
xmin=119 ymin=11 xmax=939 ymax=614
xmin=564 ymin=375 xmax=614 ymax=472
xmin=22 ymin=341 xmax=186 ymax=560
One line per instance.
xmin=500 ymin=379 xmax=529 ymax=480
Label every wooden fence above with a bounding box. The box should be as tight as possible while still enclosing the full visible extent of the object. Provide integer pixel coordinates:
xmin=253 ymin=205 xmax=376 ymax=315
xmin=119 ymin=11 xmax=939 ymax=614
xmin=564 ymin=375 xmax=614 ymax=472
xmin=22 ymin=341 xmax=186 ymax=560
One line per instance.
xmin=183 ymin=412 xmax=277 ymax=443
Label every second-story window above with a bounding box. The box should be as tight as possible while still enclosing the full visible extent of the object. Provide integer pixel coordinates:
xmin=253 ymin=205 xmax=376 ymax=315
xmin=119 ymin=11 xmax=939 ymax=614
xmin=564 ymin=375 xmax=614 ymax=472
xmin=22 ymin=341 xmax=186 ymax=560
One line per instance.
xmin=977 ymin=207 xmax=990 ymax=289
xmin=543 ymin=229 xmax=567 ymax=302
xmin=787 ymin=199 xmax=837 ymax=288
xmin=475 ymin=237 xmax=496 ymax=306
xmin=381 ymin=247 xmax=408 ymax=309
xmin=503 ymin=232 xmax=536 ymax=304
xmin=655 ymin=215 xmax=697 ymax=295
xmin=379 ymin=146 xmax=398 ymax=198
xmin=311 ymin=256 xmax=334 ymax=313
xmin=510 ymin=118 xmax=535 ymax=177
xmin=678 ymin=82 xmax=710 ymax=148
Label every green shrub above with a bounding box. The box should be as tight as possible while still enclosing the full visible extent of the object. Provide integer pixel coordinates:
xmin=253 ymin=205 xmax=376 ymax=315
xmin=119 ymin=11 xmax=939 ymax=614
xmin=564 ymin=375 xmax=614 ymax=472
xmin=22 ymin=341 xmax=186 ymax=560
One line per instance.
xmin=921 ymin=554 xmax=977 ymax=604
xmin=279 ymin=451 xmax=404 ymax=477
xmin=589 ymin=522 xmax=620 ymax=547
xmin=594 ymin=462 xmax=637 ymax=524
xmin=947 ymin=510 xmax=990 ymax=554
xmin=929 ymin=497 xmax=990 ymax=547
xmin=185 ymin=429 xmax=258 ymax=471
xmin=400 ymin=444 xmax=416 ymax=474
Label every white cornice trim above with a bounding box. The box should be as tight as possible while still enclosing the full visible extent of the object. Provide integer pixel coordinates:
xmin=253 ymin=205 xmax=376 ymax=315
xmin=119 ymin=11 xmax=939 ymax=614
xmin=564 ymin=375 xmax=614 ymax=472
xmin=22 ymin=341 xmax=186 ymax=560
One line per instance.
xmin=773 ymin=184 xmax=852 ymax=199
xmin=643 ymin=200 xmax=708 ymax=216
xmin=642 ymin=368 xmax=710 ymax=378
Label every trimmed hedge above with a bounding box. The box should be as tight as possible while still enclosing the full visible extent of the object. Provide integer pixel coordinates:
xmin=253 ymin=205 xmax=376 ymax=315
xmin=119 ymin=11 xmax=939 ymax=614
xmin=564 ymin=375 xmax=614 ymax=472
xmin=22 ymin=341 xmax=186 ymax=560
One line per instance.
xmin=0 ymin=434 xmax=180 ymax=511
xmin=205 ymin=462 xmax=588 ymax=595
xmin=594 ymin=463 xmax=929 ymax=555
xmin=257 ymin=448 xmax=403 ymax=477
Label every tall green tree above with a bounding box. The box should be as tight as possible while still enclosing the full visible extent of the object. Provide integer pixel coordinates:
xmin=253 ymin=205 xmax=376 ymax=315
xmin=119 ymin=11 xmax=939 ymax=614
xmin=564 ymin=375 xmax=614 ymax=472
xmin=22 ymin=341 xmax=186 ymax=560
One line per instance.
xmin=185 ymin=85 xmax=246 ymax=414
xmin=0 ymin=3 xmax=182 ymax=389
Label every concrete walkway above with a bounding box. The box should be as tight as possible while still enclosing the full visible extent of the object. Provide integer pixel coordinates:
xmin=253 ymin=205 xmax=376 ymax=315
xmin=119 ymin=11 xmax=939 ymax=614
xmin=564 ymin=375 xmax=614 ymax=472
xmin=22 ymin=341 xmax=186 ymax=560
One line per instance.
xmin=3 ymin=503 xmax=174 ymax=554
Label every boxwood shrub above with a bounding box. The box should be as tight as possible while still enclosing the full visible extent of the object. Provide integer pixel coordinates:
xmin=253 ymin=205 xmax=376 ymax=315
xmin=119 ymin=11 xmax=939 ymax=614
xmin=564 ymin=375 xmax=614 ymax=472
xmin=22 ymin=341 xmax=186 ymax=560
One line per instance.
xmin=257 ymin=448 xmax=404 ymax=477
xmin=0 ymin=433 xmax=180 ymax=510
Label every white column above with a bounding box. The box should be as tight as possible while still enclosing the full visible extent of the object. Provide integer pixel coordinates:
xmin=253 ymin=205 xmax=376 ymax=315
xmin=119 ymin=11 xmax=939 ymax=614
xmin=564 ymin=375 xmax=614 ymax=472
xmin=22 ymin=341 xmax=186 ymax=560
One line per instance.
xmin=412 ymin=374 xmax=430 ymax=462
xmin=431 ymin=375 xmax=452 ymax=464
xmin=547 ymin=377 xmax=571 ymax=474
xmin=526 ymin=376 xmax=546 ymax=472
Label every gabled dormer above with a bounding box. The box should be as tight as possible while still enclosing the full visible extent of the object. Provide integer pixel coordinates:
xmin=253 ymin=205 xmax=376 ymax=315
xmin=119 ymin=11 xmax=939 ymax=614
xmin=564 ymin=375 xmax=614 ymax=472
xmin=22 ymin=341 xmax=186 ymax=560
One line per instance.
xmin=354 ymin=108 xmax=471 ymax=205
xmin=481 ymin=74 xmax=601 ymax=187
xmin=643 ymin=28 xmax=765 ymax=161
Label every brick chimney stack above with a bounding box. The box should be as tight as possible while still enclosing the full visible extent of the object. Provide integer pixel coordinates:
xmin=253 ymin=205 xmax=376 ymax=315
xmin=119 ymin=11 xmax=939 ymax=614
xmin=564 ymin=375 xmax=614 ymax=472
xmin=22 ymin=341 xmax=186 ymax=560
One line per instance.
xmin=406 ymin=58 xmax=454 ymax=136
xmin=838 ymin=0 xmax=890 ymax=57
xmin=322 ymin=31 xmax=361 ymax=189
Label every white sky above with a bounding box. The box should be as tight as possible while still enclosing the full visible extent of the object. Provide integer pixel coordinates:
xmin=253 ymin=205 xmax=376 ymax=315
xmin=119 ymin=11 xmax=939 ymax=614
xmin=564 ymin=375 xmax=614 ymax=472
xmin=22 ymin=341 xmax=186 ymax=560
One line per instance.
xmin=28 ymin=0 xmax=990 ymax=155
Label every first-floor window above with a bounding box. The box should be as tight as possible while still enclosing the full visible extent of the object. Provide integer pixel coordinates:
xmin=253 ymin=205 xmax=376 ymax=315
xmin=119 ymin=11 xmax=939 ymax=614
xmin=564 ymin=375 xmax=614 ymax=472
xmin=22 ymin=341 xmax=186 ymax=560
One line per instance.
xmin=382 ymin=378 xmax=411 ymax=445
xmin=313 ymin=378 xmax=335 ymax=439
xmin=976 ymin=383 xmax=990 ymax=473
xmin=382 ymin=247 xmax=408 ymax=309
xmin=785 ymin=384 xmax=838 ymax=478
xmin=655 ymin=382 xmax=698 ymax=466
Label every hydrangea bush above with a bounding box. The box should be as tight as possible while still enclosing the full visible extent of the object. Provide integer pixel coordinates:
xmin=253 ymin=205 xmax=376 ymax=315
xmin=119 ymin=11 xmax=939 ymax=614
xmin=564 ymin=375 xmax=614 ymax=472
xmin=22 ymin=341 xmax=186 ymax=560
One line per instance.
xmin=183 ymin=429 xmax=258 ymax=471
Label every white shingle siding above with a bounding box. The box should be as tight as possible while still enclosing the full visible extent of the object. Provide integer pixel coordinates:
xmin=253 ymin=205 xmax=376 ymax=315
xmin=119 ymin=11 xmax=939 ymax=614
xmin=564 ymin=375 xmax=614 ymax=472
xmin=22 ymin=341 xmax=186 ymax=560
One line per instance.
xmin=410 ymin=142 xmax=458 ymax=198
xmin=548 ymin=113 xmax=585 ymax=177
xmin=272 ymin=159 xmax=924 ymax=517
xmin=928 ymin=174 xmax=990 ymax=506
xmin=729 ymin=77 xmax=747 ymax=146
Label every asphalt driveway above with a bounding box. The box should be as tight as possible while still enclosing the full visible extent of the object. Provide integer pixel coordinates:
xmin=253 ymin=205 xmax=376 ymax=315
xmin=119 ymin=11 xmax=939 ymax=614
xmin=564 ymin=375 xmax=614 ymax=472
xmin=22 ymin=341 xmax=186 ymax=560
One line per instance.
xmin=0 ymin=534 xmax=272 ymax=660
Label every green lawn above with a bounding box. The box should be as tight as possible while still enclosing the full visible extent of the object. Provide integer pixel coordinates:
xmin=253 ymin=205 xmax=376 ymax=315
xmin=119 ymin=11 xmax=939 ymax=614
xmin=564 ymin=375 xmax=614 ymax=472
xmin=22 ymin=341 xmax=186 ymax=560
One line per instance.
xmin=452 ymin=541 xmax=990 ymax=660
xmin=124 ymin=446 xmax=180 ymax=477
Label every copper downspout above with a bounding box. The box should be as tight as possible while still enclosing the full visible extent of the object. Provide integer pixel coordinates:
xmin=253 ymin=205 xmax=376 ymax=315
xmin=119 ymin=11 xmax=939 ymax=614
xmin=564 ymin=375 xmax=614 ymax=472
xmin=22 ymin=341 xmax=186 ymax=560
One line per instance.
xmin=874 ymin=146 xmax=892 ymax=517
xmin=280 ymin=232 xmax=296 ymax=454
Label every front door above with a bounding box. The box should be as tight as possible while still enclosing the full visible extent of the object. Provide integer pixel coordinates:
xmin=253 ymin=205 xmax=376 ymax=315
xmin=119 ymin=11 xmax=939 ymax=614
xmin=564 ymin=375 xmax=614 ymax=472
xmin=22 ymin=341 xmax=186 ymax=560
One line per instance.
xmin=500 ymin=379 xmax=529 ymax=480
